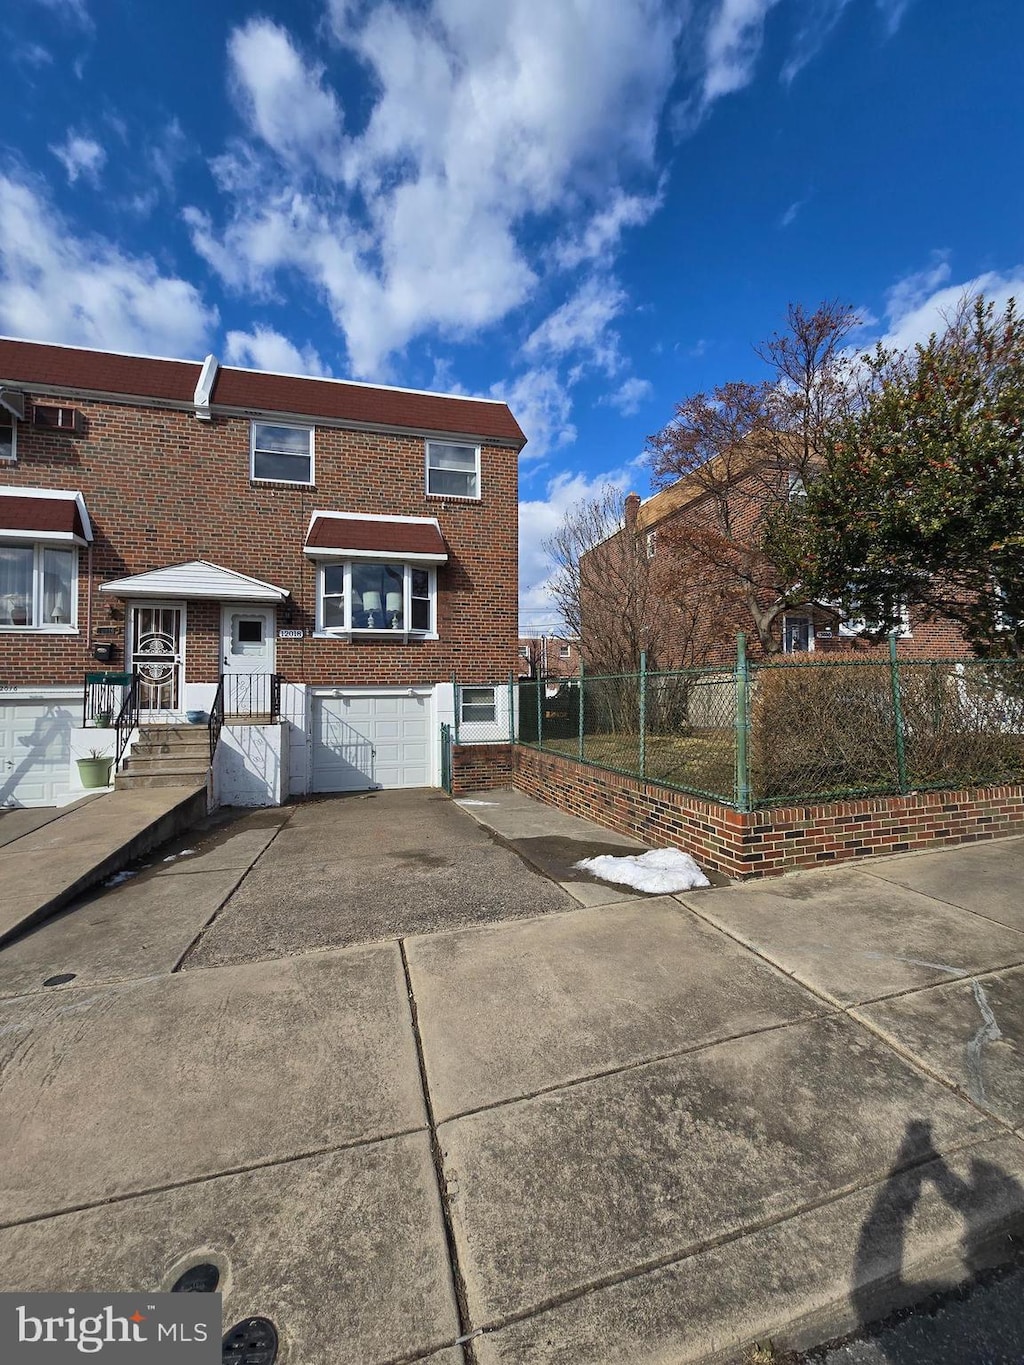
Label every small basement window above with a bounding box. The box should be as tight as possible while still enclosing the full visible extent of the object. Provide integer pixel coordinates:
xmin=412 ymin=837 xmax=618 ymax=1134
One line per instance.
xmin=251 ymin=422 xmax=314 ymax=484
xmin=461 ymin=686 xmax=496 ymax=722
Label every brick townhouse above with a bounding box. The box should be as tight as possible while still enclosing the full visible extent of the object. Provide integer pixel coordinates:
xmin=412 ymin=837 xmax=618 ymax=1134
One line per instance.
xmin=0 ymin=338 xmax=524 ymax=806
xmin=516 ymin=635 xmax=580 ymax=680
xmin=613 ymin=459 xmax=975 ymax=668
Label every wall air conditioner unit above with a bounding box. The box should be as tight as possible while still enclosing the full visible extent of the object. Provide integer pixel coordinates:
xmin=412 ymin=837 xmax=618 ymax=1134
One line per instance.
xmin=32 ymin=405 xmax=82 ymax=433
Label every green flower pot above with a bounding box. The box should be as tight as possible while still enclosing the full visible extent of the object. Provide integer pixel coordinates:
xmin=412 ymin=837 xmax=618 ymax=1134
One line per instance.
xmin=77 ymin=756 xmax=114 ymax=789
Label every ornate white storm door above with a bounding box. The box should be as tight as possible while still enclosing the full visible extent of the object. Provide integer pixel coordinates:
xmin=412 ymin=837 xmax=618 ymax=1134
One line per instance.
xmin=130 ymin=604 xmax=185 ymax=714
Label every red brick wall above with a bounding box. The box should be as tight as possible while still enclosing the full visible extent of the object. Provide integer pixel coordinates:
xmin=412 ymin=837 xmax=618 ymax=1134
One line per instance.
xmin=513 ymin=744 xmax=1024 ymax=878
xmin=2 ymin=391 xmax=518 ymax=687
xmin=451 ymin=743 xmax=513 ymax=793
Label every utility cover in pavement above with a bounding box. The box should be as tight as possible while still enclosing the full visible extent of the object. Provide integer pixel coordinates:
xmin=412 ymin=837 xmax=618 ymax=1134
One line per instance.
xmin=222 ymin=1317 xmax=277 ymax=1363
xmin=172 ymin=1264 xmax=220 ymax=1294
xmin=43 ymin=973 xmax=76 ymax=986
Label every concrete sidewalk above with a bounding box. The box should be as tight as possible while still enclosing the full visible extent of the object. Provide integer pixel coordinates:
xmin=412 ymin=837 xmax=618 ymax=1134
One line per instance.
xmin=0 ymin=789 xmax=1021 ymax=1364
xmin=0 ymin=784 xmax=208 ymax=946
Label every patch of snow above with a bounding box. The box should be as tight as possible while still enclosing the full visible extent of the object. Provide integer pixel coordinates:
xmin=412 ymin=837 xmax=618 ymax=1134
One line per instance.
xmin=574 ymin=848 xmax=710 ymax=894
xmin=162 ymin=848 xmax=198 ymax=862
xmin=103 ymin=870 xmax=138 ymax=887
xmin=457 ymin=800 xmax=499 ymax=807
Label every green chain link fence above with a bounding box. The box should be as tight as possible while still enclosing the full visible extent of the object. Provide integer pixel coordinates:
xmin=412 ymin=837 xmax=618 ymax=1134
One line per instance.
xmin=517 ymin=636 xmax=1024 ymax=809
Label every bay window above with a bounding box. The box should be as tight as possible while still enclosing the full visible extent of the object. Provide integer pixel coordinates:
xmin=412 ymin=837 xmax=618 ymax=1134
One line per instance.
xmin=317 ymin=560 xmax=436 ymax=635
xmin=0 ymin=543 xmax=75 ymax=628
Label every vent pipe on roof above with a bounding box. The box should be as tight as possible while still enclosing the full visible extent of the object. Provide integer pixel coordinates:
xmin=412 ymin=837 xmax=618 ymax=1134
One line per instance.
xmin=193 ymin=354 xmax=218 ymax=421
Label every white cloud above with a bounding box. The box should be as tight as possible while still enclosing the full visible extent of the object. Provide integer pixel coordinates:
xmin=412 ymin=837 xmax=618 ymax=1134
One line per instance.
xmin=518 ymin=465 xmax=635 ymax=628
xmin=778 ymin=195 xmax=806 ymax=228
xmin=50 ymin=133 xmax=106 ymax=186
xmin=187 ymin=1 xmax=683 ymax=378
xmin=0 ymin=174 xmax=217 ymax=356
xmin=523 ymin=277 xmax=628 ymax=375
xmin=702 ymin=0 xmax=782 ymax=104
xmin=491 ymin=367 xmax=577 ymax=462
xmin=28 ymin=0 xmax=91 ymax=27
xmin=781 ymin=0 xmax=854 ymax=83
xmin=865 ymin=256 xmax=1024 ymax=355
xmin=224 ymin=325 xmax=330 ymax=376
xmin=604 ymin=376 xmax=654 ymax=415
xmin=876 ymin=0 xmax=913 ymax=35
xmin=553 ymin=187 xmax=664 ymax=271
xmin=227 ymin=20 xmax=345 ymax=175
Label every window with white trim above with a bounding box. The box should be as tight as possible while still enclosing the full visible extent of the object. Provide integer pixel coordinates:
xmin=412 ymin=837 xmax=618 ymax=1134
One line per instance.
xmin=426 ymin=441 xmax=480 ymax=499
xmin=461 ymin=686 xmax=496 ymax=723
xmin=0 ymin=544 xmax=75 ymax=628
xmin=0 ymin=415 xmax=15 ymax=462
xmin=559 ymin=642 xmax=571 ymax=658
xmin=317 ymin=561 xmax=436 ymax=634
xmin=787 ymin=471 xmax=806 ymax=502
xmin=645 ymin=530 xmax=657 ymax=559
xmin=251 ymin=422 xmax=314 ymax=484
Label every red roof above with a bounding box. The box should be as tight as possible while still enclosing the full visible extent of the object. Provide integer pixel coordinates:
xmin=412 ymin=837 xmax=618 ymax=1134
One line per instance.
xmin=0 ymin=338 xmax=526 ymax=446
xmin=0 ymin=492 xmax=88 ymax=540
xmin=305 ymin=515 xmax=448 ymax=560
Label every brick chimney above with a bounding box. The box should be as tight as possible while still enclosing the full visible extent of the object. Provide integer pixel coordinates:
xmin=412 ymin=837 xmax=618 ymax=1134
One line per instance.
xmin=624 ymin=492 xmax=641 ymax=532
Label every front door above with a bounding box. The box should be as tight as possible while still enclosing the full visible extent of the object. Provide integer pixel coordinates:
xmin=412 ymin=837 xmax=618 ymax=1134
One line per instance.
xmin=221 ymin=605 xmax=276 ymax=718
xmin=131 ymin=604 xmax=185 ymax=715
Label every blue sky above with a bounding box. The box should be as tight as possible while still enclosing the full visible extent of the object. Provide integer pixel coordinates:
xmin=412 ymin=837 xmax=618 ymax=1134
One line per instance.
xmin=1 ymin=0 xmax=1021 ymax=632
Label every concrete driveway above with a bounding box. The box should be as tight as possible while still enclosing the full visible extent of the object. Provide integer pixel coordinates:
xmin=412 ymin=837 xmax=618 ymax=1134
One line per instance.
xmin=0 ymin=791 xmax=1022 ymax=1364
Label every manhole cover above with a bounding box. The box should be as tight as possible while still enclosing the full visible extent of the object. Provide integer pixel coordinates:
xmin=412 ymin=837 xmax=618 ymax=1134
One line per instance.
xmin=43 ymin=973 xmax=76 ymax=987
xmin=172 ymin=1262 xmax=220 ymax=1293
xmin=222 ymin=1317 xmax=277 ymax=1364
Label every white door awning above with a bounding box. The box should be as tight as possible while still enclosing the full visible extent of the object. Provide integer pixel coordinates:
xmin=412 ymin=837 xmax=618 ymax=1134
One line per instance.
xmin=99 ymin=560 xmax=289 ymax=601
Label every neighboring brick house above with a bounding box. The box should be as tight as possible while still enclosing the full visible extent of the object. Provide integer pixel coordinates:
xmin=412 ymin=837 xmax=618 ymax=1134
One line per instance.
xmin=618 ymin=457 xmax=975 ymax=668
xmin=516 ymin=635 xmax=580 ymax=680
xmin=0 ymin=338 xmax=524 ymax=806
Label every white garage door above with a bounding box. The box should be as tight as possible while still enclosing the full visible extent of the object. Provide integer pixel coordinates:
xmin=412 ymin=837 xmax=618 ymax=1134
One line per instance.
xmin=0 ymin=697 xmax=76 ymax=807
xmin=312 ymin=692 xmax=432 ymax=792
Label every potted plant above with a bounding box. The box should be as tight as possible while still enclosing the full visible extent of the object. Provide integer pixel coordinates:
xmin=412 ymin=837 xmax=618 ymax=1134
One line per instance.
xmin=92 ymin=710 xmax=113 ymax=728
xmin=77 ymin=749 xmax=114 ymax=789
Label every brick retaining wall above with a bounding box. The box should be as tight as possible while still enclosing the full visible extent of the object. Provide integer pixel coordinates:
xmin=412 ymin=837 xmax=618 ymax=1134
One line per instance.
xmin=452 ymin=743 xmax=513 ymax=794
xmin=513 ymin=744 xmax=1024 ymax=878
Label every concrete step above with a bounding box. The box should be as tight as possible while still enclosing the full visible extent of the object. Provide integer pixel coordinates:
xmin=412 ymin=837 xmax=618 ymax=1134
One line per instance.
xmin=115 ymin=772 xmax=208 ymax=790
xmin=121 ymin=754 xmax=208 ymax=774
xmin=136 ymin=726 xmax=208 ymax=742
xmin=131 ymin=737 xmax=210 ymax=756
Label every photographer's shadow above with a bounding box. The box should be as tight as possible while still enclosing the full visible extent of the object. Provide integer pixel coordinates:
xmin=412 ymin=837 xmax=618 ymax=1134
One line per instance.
xmin=849 ymin=1119 xmax=1024 ymax=1362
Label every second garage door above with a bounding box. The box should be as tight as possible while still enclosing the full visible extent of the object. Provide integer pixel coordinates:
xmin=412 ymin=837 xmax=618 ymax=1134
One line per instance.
xmin=312 ymin=691 xmax=431 ymax=792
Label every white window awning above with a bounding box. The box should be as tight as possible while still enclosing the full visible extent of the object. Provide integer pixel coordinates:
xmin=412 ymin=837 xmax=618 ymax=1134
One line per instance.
xmin=99 ymin=560 xmax=289 ymax=601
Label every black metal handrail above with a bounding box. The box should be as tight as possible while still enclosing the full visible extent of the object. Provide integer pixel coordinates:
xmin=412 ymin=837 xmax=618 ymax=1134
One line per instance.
xmin=209 ymin=676 xmax=225 ymax=764
xmin=113 ymin=673 xmax=141 ymax=771
xmin=220 ymin=672 xmax=282 ymax=722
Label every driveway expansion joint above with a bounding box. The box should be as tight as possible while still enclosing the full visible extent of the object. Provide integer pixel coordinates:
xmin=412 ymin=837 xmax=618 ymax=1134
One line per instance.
xmin=399 ymin=937 xmax=475 ymax=1356
xmin=434 ymin=1130 xmax=1015 ymax=1349
xmin=0 ymin=1125 xmax=428 ymax=1233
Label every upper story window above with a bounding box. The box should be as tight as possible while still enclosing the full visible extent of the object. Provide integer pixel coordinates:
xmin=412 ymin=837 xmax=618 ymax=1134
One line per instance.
xmin=0 ymin=544 xmax=75 ymax=629
xmin=787 ymin=471 xmax=807 ymax=502
xmin=426 ymin=441 xmax=480 ymax=499
xmin=645 ymin=530 xmax=657 ymax=559
xmin=251 ymin=422 xmax=314 ymax=485
xmin=559 ymin=643 xmax=572 ymax=659
xmin=0 ymin=415 xmax=15 ymax=463
xmin=318 ymin=560 xmax=436 ymax=636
